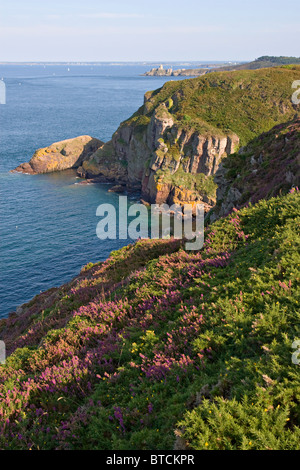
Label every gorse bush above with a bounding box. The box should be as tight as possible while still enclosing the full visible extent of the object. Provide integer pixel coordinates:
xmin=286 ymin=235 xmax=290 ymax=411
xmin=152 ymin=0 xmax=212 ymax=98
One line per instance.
xmin=0 ymin=191 xmax=299 ymax=450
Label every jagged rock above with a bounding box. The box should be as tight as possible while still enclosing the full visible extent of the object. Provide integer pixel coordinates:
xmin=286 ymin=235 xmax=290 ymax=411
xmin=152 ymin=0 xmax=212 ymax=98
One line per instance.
xmin=82 ymin=100 xmax=239 ymax=210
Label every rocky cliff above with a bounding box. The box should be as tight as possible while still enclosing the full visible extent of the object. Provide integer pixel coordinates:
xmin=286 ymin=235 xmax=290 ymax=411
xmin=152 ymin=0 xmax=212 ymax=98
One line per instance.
xmin=79 ymin=101 xmax=238 ymax=211
xmin=12 ymin=135 xmax=103 ymax=174
xmin=12 ymin=66 xmax=300 ymax=211
xmin=80 ymin=66 xmax=300 ymax=211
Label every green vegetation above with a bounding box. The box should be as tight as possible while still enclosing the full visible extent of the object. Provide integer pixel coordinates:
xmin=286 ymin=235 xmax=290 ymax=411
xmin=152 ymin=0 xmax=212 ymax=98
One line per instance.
xmin=0 ymin=189 xmax=299 ymax=450
xmin=1 ymin=64 xmax=300 ymax=451
xmin=156 ymin=166 xmax=217 ymax=200
xmin=82 ymin=66 xmax=300 ymax=208
xmin=256 ymin=56 xmax=300 ymax=65
xmin=132 ymin=115 xmax=151 ymax=137
xmin=216 ymin=117 xmax=300 ymax=211
xmin=165 ymin=141 xmax=181 ymax=162
xmin=128 ymin=66 xmax=300 ymax=145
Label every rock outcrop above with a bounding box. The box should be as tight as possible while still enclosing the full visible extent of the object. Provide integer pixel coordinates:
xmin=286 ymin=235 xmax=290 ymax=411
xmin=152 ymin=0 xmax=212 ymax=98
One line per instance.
xmin=12 ymin=66 xmax=300 ymax=213
xmin=12 ymin=135 xmax=104 ymax=174
xmin=80 ymin=66 xmax=300 ymax=210
xmin=143 ymin=64 xmax=206 ymax=77
xmin=80 ymin=100 xmax=239 ymax=211
xmin=144 ymin=64 xmax=174 ymax=76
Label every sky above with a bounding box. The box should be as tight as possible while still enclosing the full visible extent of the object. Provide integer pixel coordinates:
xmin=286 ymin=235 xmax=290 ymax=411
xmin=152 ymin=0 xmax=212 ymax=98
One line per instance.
xmin=0 ymin=0 xmax=299 ymax=62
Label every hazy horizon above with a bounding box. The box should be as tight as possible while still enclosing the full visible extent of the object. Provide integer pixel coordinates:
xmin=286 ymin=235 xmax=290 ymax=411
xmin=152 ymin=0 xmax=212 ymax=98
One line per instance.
xmin=0 ymin=60 xmax=245 ymax=64
xmin=0 ymin=0 xmax=299 ymax=62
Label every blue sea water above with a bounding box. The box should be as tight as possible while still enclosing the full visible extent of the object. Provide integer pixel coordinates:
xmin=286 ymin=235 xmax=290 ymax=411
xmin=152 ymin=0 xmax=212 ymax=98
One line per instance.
xmin=0 ymin=64 xmax=183 ymax=318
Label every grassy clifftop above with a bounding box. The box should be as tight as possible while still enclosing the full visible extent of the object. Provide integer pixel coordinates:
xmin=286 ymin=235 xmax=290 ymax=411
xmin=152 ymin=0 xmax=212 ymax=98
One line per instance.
xmin=0 ymin=189 xmax=299 ymax=450
xmin=131 ymin=65 xmax=300 ymax=145
xmin=82 ymin=65 xmax=300 ymax=208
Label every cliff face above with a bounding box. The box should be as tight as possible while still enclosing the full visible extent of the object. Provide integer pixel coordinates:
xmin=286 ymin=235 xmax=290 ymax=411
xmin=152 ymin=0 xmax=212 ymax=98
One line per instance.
xmin=12 ymin=136 xmax=103 ymax=174
xmin=141 ymin=104 xmax=239 ymax=208
xmin=12 ymin=66 xmax=300 ymax=211
xmin=80 ymin=66 xmax=300 ymax=210
xmin=80 ymin=102 xmax=238 ymax=210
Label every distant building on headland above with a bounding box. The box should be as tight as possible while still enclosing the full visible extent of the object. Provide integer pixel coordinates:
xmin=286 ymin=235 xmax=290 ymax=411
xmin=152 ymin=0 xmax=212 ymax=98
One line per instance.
xmin=142 ymin=64 xmax=207 ymax=77
xmin=144 ymin=64 xmax=174 ymax=76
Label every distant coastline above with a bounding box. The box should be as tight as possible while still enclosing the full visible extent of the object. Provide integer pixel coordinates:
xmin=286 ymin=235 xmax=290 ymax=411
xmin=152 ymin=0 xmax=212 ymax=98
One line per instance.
xmin=142 ymin=56 xmax=300 ymax=77
xmin=0 ymin=60 xmax=241 ymax=66
xmin=142 ymin=62 xmax=241 ymax=77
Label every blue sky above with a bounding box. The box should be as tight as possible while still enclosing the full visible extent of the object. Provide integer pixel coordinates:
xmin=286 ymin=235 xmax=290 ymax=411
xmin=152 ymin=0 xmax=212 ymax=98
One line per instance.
xmin=0 ymin=0 xmax=299 ymax=61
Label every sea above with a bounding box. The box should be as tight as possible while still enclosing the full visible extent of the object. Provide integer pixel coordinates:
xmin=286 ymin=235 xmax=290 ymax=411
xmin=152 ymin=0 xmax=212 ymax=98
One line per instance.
xmin=0 ymin=63 xmax=186 ymax=319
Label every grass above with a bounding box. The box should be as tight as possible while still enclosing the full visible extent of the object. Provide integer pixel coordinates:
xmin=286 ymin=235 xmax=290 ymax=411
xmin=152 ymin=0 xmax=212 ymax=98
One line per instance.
xmin=156 ymin=166 xmax=217 ymax=200
xmin=82 ymin=66 xmax=300 ymax=203
xmin=136 ymin=66 xmax=300 ymax=144
xmin=0 ymin=190 xmax=299 ymax=450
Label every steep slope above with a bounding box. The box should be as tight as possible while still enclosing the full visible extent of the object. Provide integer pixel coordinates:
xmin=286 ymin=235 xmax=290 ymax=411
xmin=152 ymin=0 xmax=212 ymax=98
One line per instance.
xmin=81 ymin=66 xmax=300 ymax=210
xmin=209 ymin=117 xmax=300 ymax=221
xmin=0 ymin=190 xmax=299 ymax=450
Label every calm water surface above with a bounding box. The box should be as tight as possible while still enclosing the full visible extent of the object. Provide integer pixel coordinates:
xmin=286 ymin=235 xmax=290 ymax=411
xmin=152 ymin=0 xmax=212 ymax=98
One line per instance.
xmin=0 ymin=64 xmax=183 ymax=318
